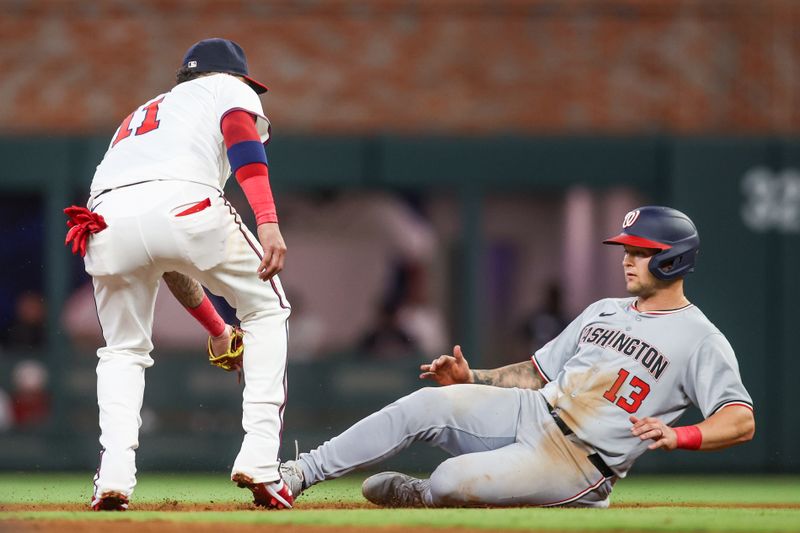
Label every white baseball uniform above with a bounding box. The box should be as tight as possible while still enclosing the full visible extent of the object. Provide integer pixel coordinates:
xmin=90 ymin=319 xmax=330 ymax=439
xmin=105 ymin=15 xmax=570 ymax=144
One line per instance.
xmin=294 ymin=297 xmax=752 ymax=507
xmin=86 ymin=73 xmax=290 ymax=499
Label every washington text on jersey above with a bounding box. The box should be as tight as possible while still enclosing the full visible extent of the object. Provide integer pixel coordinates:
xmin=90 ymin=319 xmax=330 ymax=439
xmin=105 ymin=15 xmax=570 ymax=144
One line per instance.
xmin=579 ymin=325 xmax=670 ymax=380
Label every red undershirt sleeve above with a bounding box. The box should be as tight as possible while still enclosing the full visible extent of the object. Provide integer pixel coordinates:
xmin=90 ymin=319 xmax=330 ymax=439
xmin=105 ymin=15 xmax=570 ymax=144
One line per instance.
xmin=221 ymin=110 xmax=278 ymax=224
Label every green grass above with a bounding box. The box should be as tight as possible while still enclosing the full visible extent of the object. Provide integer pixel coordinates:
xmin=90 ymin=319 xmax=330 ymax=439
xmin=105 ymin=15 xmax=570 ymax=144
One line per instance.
xmin=1 ymin=473 xmax=799 ymax=532
xmin=610 ymin=475 xmax=800 ymax=505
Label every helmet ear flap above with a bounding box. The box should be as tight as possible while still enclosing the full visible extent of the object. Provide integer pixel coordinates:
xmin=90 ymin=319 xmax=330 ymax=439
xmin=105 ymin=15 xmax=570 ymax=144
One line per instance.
xmin=649 ymin=247 xmax=698 ymax=281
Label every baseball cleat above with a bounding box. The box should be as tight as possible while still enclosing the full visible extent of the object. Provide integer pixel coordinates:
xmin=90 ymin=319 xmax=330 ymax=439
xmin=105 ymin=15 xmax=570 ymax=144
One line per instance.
xmin=279 ymin=460 xmax=305 ymax=499
xmin=232 ymin=472 xmax=294 ymax=509
xmin=91 ymin=491 xmax=129 ymax=511
xmin=361 ymin=471 xmax=430 ymax=508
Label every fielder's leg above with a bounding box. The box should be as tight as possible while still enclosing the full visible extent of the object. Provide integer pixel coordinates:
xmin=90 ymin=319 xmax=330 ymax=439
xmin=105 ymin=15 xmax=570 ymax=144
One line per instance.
xmin=84 ymin=189 xmax=164 ymax=505
xmin=231 ymin=306 xmax=290 ymax=483
xmin=186 ymin=196 xmax=291 ymax=484
xmin=90 ymin=271 xmax=159 ymax=501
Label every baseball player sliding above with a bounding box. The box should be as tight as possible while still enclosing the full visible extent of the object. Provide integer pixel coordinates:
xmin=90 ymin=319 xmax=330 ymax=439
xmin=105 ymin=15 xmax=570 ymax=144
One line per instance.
xmin=65 ymin=38 xmax=294 ymax=511
xmin=277 ymin=206 xmax=754 ymax=508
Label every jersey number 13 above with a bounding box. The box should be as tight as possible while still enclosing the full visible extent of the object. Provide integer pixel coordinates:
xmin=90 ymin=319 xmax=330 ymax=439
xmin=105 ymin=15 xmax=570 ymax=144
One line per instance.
xmin=603 ymin=368 xmax=650 ymax=413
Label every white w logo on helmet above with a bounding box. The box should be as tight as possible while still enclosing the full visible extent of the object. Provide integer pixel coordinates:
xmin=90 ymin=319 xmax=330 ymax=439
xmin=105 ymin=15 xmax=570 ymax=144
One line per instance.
xmin=622 ymin=209 xmax=640 ymax=228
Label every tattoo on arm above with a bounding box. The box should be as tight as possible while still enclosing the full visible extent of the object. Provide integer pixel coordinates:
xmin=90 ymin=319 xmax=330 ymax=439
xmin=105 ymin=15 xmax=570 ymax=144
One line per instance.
xmin=471 ymin=362 xmax=545 ymax=390
xmin=162 ymin=271 xmax=205 ymax=308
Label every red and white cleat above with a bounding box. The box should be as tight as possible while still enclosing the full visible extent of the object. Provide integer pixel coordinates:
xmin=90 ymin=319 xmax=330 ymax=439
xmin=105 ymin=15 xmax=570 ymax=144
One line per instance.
xmin=232 ymin=472 xmax=294 ymax=509
xmin=91 ymin=491 xmax=129 ymax=511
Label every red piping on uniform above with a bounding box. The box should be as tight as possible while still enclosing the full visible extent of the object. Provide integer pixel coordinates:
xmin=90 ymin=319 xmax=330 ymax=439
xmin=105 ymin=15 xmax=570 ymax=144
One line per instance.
xmin=631 ymin=301 xmax=695 ymax=315
xmin=715 ymin=401 xmax=754 ymax=413
xmin=540 ymin=476 xmax=607 ymax=507
xmin=219 ymin=190 xmax=291 ymax=461
xmin=269 ymin=279 xmax=288 ymax=308
xmin=92 ymin=448 xmax=105 ymax=499
xmin=220 ymin=192 xmax=290 ymax=310
xmin=276 ymin=319 xmax=290 ymax=461
xmin=530 ymin=354 xmax=551 ymax=383
xmin=721 ymin=402 xmax=754 ymax=412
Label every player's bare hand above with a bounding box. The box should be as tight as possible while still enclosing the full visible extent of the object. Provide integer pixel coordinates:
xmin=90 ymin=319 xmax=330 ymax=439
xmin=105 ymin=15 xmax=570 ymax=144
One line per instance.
xmin=256 ymin=223 xmax=287 ymax=281
xmin=630 ymin=415 xmax=678 ymax=451
xmin=419 ymin=345 xmax=472 ymax=386
xmin=209 ymin=324 xmax=234 ymax=357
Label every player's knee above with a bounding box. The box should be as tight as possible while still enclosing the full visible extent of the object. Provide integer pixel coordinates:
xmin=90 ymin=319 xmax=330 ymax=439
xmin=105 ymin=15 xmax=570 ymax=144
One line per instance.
xmin=404 ymin=385 xmax=466 ymax=409
xmin=429 ymin=462 xmax=467 ymax=506
xmin=382 ymin=388 xmax=450 ymax=436
xmin=395 ymin=387 xmax=455 ymax=420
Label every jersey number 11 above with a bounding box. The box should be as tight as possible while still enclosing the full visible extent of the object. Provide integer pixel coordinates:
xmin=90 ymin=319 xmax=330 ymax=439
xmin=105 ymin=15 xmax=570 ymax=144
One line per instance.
xmin=112 ymin=97 xmax=165 ymax=147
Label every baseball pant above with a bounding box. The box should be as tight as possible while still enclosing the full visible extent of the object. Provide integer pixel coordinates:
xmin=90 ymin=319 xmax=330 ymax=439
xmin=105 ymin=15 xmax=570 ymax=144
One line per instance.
xmin=298 ymin=385 xmax=614 ymax=507
xmin=85 ymin=180 xmax=290 ymax=498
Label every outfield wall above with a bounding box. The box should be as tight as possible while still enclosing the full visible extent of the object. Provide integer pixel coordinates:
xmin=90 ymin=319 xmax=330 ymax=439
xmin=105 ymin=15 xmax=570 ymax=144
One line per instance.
xmin=2 ymin=0 xmax=798 ymax=135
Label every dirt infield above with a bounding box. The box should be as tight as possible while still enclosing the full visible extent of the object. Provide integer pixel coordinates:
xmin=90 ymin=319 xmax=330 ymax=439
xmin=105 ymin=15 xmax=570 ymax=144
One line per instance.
xmin=0 ymin=501 xmax=374 ymax=512
xmin=2 ymin=522 xmax=501 ymax=533
xmin=3 ymin=501 xmax=799 ymax=533
xmin=2 ymin=501 xmax=799 ymax=512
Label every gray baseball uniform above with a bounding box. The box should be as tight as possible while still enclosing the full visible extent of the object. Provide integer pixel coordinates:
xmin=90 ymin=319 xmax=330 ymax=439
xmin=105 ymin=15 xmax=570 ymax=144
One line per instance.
xmin=295 ymin=297 xmax=752 ymax=507
xmin=534 ymin=297 xmax=752 ymax=476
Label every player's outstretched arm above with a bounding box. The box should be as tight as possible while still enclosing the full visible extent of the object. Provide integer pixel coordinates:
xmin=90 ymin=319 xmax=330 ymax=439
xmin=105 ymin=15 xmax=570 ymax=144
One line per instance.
xmin=419 ymin=345 xmax=472 ymax=385
xmin=471 ymin=362 xmax=545 ymax=390
xmin=630 ymin=404 xmax=754 ymax=451
xmin=163 ymin=271 xmax=206 ymax=308
xmin=162 ymin=271 xmax=233 ymax=355
xmin=420 ymin=345 xmax=545 ymax=390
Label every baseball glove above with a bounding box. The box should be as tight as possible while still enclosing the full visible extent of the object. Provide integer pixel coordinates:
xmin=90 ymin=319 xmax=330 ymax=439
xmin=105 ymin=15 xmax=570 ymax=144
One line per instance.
xmin=208 ymin=325 xmax=244 ymax=372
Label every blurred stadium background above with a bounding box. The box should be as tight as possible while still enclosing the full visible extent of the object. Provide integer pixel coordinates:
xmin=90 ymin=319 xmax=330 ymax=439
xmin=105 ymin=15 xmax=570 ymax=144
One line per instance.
xmin=0 ymin=0 xmax=797 ymax=477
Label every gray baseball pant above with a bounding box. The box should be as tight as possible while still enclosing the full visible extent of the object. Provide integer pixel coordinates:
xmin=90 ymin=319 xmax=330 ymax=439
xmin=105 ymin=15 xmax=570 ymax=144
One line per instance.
xmin=297 ymin=384 xmax=614 ymax=507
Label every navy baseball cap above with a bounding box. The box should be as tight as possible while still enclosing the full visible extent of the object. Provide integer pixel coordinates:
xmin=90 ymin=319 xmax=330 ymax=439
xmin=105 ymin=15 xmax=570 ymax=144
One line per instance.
xmin=180 ymin=38 xmax=269 ymax=94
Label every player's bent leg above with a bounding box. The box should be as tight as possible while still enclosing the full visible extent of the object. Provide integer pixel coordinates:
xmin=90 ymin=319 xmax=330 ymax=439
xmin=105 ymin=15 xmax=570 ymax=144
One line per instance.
xmin=90 ymin=272 xmax=158 ymax=504
xmin=94 ymin=351 xmax=152 ymax=499
xmin=186 ymin=203 xmax=291 ymax=485
xmin=427 ymin=424 xmax=613 ymax=507
xmin=229 ymin=307 xmax=290 ymax=483
xmin=297 ymin=385 xmax=522 ymax=488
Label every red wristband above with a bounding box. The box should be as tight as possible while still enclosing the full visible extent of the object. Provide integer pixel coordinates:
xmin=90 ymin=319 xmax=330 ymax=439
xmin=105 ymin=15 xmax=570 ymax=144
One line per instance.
xmin=674 ymin=425 xmax=703 ymax=450
xmin=186 ymin=294 xmax=226 ymax=337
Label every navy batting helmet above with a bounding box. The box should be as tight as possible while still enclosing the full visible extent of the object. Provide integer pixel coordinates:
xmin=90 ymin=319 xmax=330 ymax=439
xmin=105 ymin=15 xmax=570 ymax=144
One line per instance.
xmin=603 ymin=206 xmax=700 ymax=281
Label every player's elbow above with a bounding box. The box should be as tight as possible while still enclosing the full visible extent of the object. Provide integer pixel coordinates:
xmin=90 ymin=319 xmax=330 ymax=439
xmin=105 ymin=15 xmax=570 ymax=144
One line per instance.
xmin=742 ymin=417 xmax=755 ymax=443
xmin=735 ymin=411 xmax=756 ymax=444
